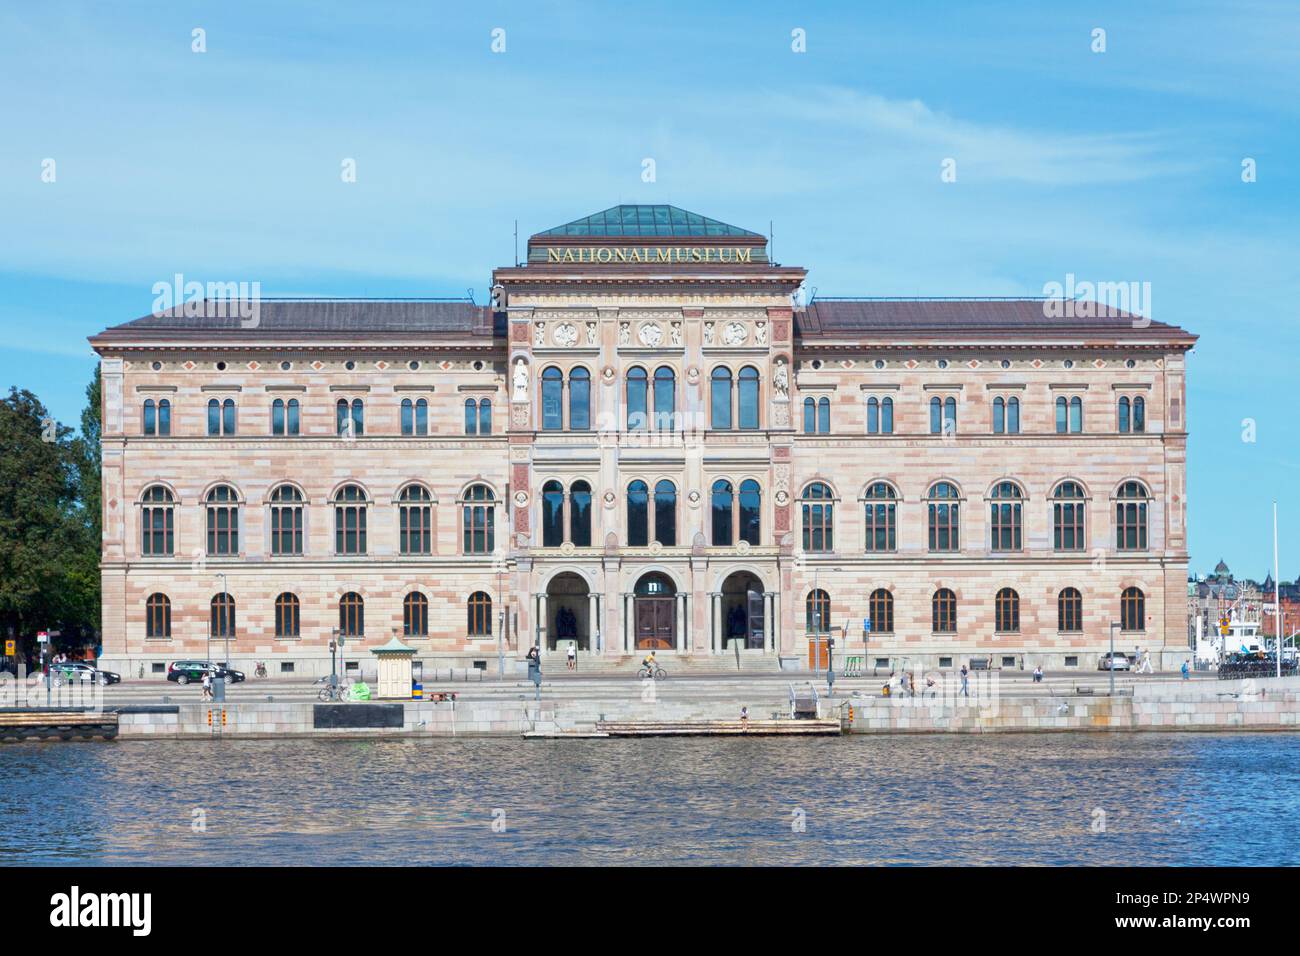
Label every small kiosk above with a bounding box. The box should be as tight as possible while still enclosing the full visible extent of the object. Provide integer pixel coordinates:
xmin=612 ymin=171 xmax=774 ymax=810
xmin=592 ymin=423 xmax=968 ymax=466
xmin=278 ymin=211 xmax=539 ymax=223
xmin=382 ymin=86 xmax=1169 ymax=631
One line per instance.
xmin=370 ymin=636 xmax=417 ymax=699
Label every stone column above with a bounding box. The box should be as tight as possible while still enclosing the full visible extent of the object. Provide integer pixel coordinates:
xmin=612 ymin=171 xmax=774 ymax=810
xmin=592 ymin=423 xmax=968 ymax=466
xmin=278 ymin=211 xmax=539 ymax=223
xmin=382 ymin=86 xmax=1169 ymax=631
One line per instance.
xmin=622 ymin=593 xmax=632 ymax=653
xmin=675 ymin=593 xmax=685 ymax=652
xmin=588 ymin=592 xmax=600 ymax=655
xmin=536 ymin=593 xmax=548 ymax=651
xmin=711 ymin=592 xmax=722 ymax=654
xmin=764 ymin=592 xmax=775 ymax=653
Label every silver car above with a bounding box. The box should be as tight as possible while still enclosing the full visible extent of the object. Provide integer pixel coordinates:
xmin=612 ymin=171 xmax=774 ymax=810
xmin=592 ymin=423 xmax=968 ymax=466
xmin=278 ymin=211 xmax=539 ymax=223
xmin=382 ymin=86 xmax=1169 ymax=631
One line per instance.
xmin=1098 ymin=652 xmax=1132 ymax=671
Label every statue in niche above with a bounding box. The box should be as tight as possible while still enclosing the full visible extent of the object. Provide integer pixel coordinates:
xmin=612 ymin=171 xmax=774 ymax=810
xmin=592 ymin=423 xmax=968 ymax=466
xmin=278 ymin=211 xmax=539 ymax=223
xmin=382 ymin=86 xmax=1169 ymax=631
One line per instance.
xmin=619 ymin=322 xmax=631 ymax=346
xmin=534 ymin=323 xmax=546 ymax=347
xmin=773 ymin=359 xmax=789 ymax=400
xmin=512 ymin=359 xmax=529 ymax=401
xmin=586 ymin=322 xmax=597 ymax=346
xmin=755 ymin=322 xmax=768 ymax=346
xmin=670 ymin=322 xmax=683 ymax=347
xmin=703 ymin=322 xmax=715 ymax=346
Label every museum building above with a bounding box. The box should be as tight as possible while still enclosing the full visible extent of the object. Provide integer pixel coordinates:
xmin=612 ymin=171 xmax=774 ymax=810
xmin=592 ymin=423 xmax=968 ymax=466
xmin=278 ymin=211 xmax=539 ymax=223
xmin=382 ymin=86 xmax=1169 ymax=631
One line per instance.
xmin=91 ymin=205 xmax=1196 ymax=676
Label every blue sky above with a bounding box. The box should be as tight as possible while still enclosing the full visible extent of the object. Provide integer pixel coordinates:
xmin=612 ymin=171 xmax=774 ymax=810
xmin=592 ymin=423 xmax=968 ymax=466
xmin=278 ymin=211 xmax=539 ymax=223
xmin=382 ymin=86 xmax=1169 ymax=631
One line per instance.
xmin=2 ymin=1 xmax=1297 ymax=578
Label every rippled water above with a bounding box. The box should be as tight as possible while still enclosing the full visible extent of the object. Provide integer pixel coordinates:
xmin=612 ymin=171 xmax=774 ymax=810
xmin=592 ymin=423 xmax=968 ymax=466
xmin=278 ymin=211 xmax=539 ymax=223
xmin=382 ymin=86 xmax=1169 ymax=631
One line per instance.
xmin=1 ymin=733 xmax=1297 ymax=865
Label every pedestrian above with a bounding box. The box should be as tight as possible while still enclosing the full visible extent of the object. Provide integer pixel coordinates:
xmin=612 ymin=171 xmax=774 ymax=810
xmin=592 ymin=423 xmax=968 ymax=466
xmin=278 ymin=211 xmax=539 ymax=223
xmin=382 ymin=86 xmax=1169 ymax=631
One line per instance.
xmin=740 ymin=705 xmax=749 ymax=729
xmin=566 ymin=641 xmax=576 ymax=671
xmin=1136 ymin=647 xmax=1154 ymax=674
xmin=1181 ymin=659 xmax=1190 ymax=681
xmin=201 ymin=669 xmax=212 ymax=701
xmin=908 ymin=672 xmax=917 ymax=698
xmin=925 ymin=675 xmax=937 ymax=699
xmin=959 ymin=664 xmax=969 ymax=698
xmin=1033 ymin=665 xmax=1043 ymax=683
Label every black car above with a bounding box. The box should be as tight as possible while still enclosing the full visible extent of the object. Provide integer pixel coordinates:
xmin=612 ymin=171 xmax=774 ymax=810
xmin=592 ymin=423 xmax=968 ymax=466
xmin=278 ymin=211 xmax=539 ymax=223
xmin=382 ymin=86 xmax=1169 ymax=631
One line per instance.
xmin=50 ymin=661 xmax=121 ymax=685
xmin=166 ymin=660 xmax=246 ymax=685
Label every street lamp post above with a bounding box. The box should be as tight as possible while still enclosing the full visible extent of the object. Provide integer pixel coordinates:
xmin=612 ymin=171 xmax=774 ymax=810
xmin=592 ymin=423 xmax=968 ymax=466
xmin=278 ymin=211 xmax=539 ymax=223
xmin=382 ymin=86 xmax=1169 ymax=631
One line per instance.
xmin=217 ymin=572 xmax=228 ymax=668
xmin=1109 ymin=621 xmax=1120 ymax=696
xmin=330 ymin=627 xmax=340 ymax=693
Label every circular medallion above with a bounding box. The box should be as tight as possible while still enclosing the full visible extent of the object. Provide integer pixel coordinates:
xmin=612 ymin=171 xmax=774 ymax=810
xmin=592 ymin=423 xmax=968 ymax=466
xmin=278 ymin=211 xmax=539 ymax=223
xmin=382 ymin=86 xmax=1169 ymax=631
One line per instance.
xmin=561 ymin=542 xmax=576 ymax=556
xmin=775 ymin=490 xmax=789 ymax=505
xmin=602 ymin=366 xmax=616 ymax=382
xmin=514 ymin=491 xmax=529 ymax=507
xmin=686 ymin=366 xmax=700 ymax=384
xmin=553 ymin=323 xmax=578 ymax=347
xmin=638 ymin=323 xmax=664 ymax=347
xmin=722 ymin=322 xmax=747 ymax=346
xmin=603 ymin=490 xmax=617 ymax=508
xmin=737 ymin=540 xmax=751 ymax=555
xmin=687 ymin=490 xmax=701 ymax=507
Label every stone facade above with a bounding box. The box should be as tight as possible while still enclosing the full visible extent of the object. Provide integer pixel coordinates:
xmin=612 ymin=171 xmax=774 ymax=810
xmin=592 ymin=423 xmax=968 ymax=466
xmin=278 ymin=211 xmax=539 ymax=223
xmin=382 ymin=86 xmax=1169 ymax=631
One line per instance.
xmin=91 ymin=206 xmax=1195 ymax=675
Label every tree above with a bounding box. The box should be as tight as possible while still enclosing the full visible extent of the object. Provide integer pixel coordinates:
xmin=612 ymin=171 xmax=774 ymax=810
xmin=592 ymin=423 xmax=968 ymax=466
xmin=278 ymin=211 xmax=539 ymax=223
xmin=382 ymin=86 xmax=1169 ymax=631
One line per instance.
xmin=0 ymin=385 xmax=81 ymax=660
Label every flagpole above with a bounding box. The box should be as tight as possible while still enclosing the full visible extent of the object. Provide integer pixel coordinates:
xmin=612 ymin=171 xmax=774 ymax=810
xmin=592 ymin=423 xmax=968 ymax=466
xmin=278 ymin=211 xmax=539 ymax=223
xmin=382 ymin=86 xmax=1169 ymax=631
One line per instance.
xmin=1275 ymin=501 xmax=1282 ymax=680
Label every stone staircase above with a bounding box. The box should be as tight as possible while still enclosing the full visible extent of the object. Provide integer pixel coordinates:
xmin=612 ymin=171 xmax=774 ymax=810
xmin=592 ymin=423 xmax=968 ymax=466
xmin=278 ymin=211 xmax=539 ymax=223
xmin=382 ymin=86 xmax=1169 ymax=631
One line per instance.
xmin=540 ymin=652 xmax=782 ymax=676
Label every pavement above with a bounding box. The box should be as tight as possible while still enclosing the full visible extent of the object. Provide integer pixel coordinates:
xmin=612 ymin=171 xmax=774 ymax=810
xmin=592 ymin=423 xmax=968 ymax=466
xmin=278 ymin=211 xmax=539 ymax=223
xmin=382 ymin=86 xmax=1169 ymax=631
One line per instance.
xmin=75 ymin=667 xmax=1213 ymax=708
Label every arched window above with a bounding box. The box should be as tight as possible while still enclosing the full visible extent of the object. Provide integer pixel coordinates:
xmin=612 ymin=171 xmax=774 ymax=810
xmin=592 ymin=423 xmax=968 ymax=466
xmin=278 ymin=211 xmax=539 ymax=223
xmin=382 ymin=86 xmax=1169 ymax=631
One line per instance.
xmin=927 ymin=482 xmax=961 ymax=552
xmin=273 ymin=398 xmax=299 ymax=436
xmin=398 ymin=485 xmax=432 ymax=555
xmin=802 ymin=397 xmax=830 ymax=434
xmin=1056 ymin=396 xmax=1068 ymax=434
xmin=1121 ymin=586 xmax=1145 ymax=631
xmin=1117 ymin=396 xmax=1131 ymax=433
xmin=995 ymin=588 xmax=1019 ymax=633
xmin=653 ymin=479 xmax=676 ymax=547
xmin=333 ymin=484 xmax=367 ymax=555
xmin=818 ymin=397 xmax=830 ymax=434
xmin=801 ymin=482 xmax=834 ymax=553
xmin=738 ymin=366 xmax=760 ymax=430
xmin=1132 ymin=396 xmax=1145 ymax=433
xmin=627 ymin=480 xmax=649 ymax=547
xmin=462 ymin=484 xmax=495 ymax=554
xmin=401 ymin=398 xmax=428 ymax=436
xmin=205 ymin=485 xmax=239 ymax=556
xmin=339 ymin=592 xmax=364 ymax=638
xmin=653 ymin=366 xmax=675 ymax=430
xmin=1057 ymin=395 xmax=1081 ymax=433
xmin=141 ymin=485 xmax=175 ymax=556
xmin=269 ymin=484 xmax=304 ymax=556
xmin=468 ymin=591 xmax=492 ymax=637
xmin=541 ymin=480 xmax=564 ymax=547
xmin=867 ymin=397 xmax=880 ymax=434
xmin=930 ymin=396 xmax=941 ymax=434
xmin=569 ymin=369 xmax=590 ymax=430
xmin=210 ymin=592 xmax=236 ymax=639
xmin=932 ymin=588 xmax=956 ymax=633
xmin=541 ymin=367 xmax=563 ymax=430
xmin=275 ymin=592 xmax=300 ymax=638
xmin=404 ymin=592 xmax=429 ymax=637
xmin=207 ymin=398 xmax=236 ymax=436
xmin=336 ymin=398 xmax=363 ymax=437
xmin=626 ymin=367 xmax=648 ymax=431
xmin=944 ymin=396 xmax=956 ymax=434
xmin=993 ymin=396 xmax=1020 ymax=435
xmin=869 ymin=589 xmax=894 ymax=634
xmin=1070 ymin=395 xmax=1082 ymax=433
xmin=863 ymin=482 xmax=897 ymax=552
xmin=478 ymin=398 xmax=492 ymax=434
xmin=144 ymin=400 xmax=171 ymax=437
xmin=1058 ymin=587 xmax=1082 ymax=633
xmin=570 ymin=480 xmax=592 ymax=547
xmin=711 ymin=367 xmax=733 ymax=429
xmin=806 ymin=589 xmax=831 ymax=635
xmin=738 ymin=479 xmax=761 ymax=546
xmin=464 ymin=399 xmax=478 ymax=435
xmin=145 ymin=593 xmax=171 ymax=638
xmin=1115 ymin=481 xmax=1149 ymax=551
xmin=711 ymin=479 xmax=733 ymax=546
xmin=1052 ymin=481 xmax=1086 ymax=552
xmin=803 ymin=397 xmax=816 ymax=434
xmin=989 ymin=481 xmax=1024 ymax=552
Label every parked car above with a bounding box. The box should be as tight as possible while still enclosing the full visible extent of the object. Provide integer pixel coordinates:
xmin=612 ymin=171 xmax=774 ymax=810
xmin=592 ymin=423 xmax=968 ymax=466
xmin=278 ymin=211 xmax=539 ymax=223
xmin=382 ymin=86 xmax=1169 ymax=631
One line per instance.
xmin=51 ymin=661 xmax=121 ymax=685
xmin=1097 ymin=652 xmax=1132 ymax=671
xmin=166 ymin=661 xmax=246 ymax=685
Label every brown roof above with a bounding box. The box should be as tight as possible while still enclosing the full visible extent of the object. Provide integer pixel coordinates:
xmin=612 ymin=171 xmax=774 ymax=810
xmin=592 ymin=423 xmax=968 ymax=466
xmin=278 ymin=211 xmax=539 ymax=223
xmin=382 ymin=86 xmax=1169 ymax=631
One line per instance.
xmin=798 ymin=299 xmax=1192 ymax=341
xmin=94 ymin=299 xmax=493 ymax=339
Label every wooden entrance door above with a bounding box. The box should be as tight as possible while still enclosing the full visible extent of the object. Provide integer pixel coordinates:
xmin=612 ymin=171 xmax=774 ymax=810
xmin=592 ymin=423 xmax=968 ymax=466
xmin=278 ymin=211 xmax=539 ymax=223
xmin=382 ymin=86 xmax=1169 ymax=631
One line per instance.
xmin=635 ymin=597 xmax=675 ymax=650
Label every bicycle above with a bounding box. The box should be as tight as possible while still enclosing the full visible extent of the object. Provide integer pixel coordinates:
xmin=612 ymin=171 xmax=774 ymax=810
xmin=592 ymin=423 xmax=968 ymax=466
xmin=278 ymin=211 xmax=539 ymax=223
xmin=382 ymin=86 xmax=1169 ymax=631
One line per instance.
xmin=637 ymin=664 xmax=667 ymax=680
xmin=317 ymin=682 xmax=351 ymax=702
xmin=254 ymin=661 xmax=268 ymax=678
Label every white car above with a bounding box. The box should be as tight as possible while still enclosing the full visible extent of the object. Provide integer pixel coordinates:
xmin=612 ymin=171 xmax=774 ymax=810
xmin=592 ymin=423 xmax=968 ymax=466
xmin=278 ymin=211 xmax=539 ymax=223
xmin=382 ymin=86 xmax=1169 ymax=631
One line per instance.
xmin=1098 ymin=652 xmax=1132 ymax=671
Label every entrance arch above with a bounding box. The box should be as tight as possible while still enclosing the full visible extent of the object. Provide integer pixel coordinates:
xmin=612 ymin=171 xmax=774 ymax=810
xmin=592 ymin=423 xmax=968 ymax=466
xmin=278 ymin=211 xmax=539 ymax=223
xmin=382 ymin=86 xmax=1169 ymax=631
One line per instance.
xmin=546 ymin=572 xmax=590 ymax=651
xmin=720 ymin=571 xmax=765 ymax=650
xmin=633 ymin=572 xmax=677 ymax=651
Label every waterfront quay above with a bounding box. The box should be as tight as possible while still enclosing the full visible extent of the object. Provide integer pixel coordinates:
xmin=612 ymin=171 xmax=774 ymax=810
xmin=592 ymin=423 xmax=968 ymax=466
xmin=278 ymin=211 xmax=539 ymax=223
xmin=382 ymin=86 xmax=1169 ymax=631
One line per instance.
xmin=16 ymin=670 xmax=1297 ymax=740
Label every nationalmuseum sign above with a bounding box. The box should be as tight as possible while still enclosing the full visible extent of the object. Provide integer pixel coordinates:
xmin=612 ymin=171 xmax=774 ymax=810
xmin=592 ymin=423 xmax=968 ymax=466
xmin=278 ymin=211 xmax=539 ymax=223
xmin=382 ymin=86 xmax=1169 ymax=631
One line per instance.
xmin=530 ymin=245 xmax=767 ymax=265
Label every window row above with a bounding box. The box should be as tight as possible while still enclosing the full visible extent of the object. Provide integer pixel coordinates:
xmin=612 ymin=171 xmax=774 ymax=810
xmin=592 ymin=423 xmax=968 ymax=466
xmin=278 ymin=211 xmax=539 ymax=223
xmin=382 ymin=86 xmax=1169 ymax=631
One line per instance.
xmin=798 ymin=479 xmax=1151 ymax=553
xmin=140 ymin=483 xmax=499 ymax=557
xmin=790 ymin=394 xmax=1149 ymax=437
xmin=536 ymin=365 xmax=764 ymax=432
xmin=140 ymin=397 xmax=493 ymax=437
xmin=144 ymin=590 xmax=495 ymax=639
xmin=804 ymin=586 xmax=1148 ymax=634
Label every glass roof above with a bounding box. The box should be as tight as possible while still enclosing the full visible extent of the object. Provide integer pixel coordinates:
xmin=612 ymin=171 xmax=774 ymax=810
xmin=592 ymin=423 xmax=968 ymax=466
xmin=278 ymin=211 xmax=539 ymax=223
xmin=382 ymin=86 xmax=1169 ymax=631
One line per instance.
xmin=534 ymin=205 xmax=764 ymax=239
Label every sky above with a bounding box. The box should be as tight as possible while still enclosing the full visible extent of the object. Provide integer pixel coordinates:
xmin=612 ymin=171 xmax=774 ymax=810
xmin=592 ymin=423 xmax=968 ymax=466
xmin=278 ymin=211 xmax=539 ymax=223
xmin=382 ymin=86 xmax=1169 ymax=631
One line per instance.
xmin=1 ymin=1 xmax=1297 ymax=579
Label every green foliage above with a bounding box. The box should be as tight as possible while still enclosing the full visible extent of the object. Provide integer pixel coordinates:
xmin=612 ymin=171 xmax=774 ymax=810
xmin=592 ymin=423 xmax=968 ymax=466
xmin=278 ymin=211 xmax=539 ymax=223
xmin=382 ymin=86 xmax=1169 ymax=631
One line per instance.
xmin=0 ymin=369 xmax=102 ymax=660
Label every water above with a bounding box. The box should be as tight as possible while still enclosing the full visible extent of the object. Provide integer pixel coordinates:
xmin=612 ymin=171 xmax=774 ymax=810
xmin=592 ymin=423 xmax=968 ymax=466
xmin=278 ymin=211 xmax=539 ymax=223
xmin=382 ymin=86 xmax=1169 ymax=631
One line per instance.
xmin=2 ymin=734 xmax=1297 ymax=866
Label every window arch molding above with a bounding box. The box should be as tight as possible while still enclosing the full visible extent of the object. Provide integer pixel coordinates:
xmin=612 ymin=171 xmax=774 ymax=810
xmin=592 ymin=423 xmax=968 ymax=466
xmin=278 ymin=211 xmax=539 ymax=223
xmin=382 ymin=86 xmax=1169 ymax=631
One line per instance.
xmin=327 ymin=479 xmax=372 ymax=504
xmin=199 ymin=480 xmax=245 ymax=505
xmin=390 ymin=481 xmax=436 ymax=505
xmin=137 ymin=481 xmax=181 ymax=505
xmin=261 ymin=480 xmax=310 ymax=505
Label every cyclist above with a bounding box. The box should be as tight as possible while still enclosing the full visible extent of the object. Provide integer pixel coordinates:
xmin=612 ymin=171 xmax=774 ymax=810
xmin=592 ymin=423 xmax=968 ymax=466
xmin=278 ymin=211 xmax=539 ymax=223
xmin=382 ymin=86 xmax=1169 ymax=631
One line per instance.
xmin=641 ymin=650 xmax=657 ymax=676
